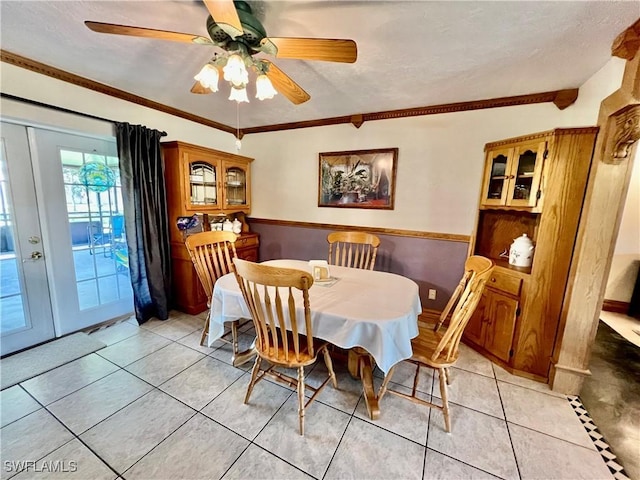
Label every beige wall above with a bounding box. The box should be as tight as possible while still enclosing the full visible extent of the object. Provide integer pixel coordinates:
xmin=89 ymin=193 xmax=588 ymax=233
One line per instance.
xmin=0 ymin=57 xmax=625 ymax=238
xmin=240 ymin=58 xmax=626 ymax=235
xmin=605 ymin=147 xmax=640 ymax=302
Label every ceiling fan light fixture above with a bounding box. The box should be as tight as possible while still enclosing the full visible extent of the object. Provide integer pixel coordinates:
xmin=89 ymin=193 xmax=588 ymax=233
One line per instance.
xmin=194 ymin=63 xmax=219 ymax=92
xmin=229 ymin=85 xmax=249 ymax=103
xmin=255 ymin=74 xmax=277 ymax=100
xmin=223 ymin=53 xmax=249 ymax=87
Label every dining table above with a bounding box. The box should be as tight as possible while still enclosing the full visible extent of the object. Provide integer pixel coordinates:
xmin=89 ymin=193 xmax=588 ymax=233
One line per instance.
xmin=208 ymin=259 xmax=422 ymax=419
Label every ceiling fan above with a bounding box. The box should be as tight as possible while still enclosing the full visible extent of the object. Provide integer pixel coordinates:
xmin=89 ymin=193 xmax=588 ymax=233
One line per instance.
xmin=85 ymin=0 xmax=357 ymax=105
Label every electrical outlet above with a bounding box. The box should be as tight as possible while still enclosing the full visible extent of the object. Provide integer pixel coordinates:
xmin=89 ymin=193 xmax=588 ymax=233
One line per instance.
xmin=428 ymin=289 xmax=437 ymax=300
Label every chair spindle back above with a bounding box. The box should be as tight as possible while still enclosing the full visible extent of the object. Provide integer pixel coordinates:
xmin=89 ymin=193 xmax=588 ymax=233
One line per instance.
xmin=185 ymin=231 xmax=238 ymax=304
xmin=432 ymin=256 xmax=493 ymax=362
xmin=327 ymin=231 xmax=380 ymax=270
xmin=234 ymin=259 xmax=316 ymax=365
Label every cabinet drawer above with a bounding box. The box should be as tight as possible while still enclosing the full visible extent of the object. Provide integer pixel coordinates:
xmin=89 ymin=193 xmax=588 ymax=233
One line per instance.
xmin=235 ymin=234 xmax=258 ymax=249
xmin=487 ymin=270 xmax=522 ymax=297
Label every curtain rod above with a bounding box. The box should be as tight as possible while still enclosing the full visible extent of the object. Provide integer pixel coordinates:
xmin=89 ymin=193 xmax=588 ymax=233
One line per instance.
xmin=0 ymin=92 xmax=168 ymax=136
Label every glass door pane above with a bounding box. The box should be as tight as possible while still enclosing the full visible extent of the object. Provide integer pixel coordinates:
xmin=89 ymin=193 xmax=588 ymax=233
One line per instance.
xmin=512 ymin=149 xmax=537 ymax=201
xmin=0 ymin=143 xmax=26 ymax=335
xmin=482 ymin=148 xmax=513 ymax=206
xmin=189 ymin=161 xmax=217 ymax=206
xmin=63 ymin=150 xmax=132 ymax=311
xmin=508 ymin=141 xmax=546 ymax=208
xmin=225 ymin=166 xmax=246 ymax=206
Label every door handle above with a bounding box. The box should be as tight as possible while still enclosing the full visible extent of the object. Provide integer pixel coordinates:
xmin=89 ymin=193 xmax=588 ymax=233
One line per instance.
xmin=22 ymin=251 xmax=43 ymax=262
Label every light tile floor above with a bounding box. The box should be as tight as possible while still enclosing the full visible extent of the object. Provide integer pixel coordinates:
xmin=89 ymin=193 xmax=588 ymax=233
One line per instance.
xmin=0 ymin=312 xmax=616 ymax=480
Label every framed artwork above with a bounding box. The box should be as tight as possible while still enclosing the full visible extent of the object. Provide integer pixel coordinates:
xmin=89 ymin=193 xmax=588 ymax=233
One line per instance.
xmin=318 ymin=148 xmax=398 ymax=209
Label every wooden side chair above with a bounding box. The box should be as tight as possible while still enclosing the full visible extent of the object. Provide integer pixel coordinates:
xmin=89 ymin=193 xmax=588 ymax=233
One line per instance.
xmin=378 ymin=256 xmax=494 ymax=432
xmin=184 ymin=231 xmax=254 ymax=366
xmin=327 ymin=231 xmax=380 ymax=270
xmin=233 ymin=258 xmax=338 ymax=436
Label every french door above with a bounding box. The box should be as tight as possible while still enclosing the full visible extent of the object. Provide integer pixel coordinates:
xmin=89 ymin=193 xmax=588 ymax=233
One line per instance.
xmin=0 ymin=123 xmax=55 ymax=355
xmin=0 ymin=122 xmax=134 ymax=355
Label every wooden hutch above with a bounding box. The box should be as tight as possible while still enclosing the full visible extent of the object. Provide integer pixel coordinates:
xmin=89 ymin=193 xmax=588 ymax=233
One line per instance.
xmin=162 ymin=141 xmax=259 ymax=314
xmin=466 ymin=127 xmax=598 ymax=382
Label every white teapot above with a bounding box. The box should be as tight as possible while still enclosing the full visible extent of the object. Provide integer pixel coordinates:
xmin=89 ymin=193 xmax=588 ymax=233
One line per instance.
xmin=509 ymin=234 xmax=534 ymax=267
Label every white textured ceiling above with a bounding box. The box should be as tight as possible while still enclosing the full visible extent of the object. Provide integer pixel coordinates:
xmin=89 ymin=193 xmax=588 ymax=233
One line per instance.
xmin=1 ymin=1 xmax=638 ymax=129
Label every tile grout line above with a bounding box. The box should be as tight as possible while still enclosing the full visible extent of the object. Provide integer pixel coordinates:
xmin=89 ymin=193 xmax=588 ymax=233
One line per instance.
xmin=17 ymin=385 xmax=122 ymax=479
xmin=492 ymin=363 xmax=523 ymax=480
xmin=567 ymin=395 xmax=630 ymax=480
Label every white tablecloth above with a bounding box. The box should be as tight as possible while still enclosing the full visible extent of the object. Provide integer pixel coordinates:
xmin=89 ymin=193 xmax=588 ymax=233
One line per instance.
xmin=208 ymin=259 xmax=421 ymax=374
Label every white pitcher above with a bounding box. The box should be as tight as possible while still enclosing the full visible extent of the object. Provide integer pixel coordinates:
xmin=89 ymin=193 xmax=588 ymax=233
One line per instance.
xmin=509 ymin=234 xmax=534 ymax=267
xmin=232 ymin=218 xmax=242 ymax=234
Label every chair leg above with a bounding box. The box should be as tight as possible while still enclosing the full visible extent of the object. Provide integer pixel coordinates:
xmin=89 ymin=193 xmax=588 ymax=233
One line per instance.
xmin=244 ymin=356 xmax=262 ymax=404
xmin=438 ymin=367 xmax=451 ymax=433
xmin=297 ymin=366 xmax=305 ymax=436
xmin=377 ymin=365 xmax=396 ymax=401
xmin=444 ymin=367 xmax=452 ymax=385
xmin=322 ymin=346 xmax=338 ymax=388
xmin=231 ymin=320 xmax=239 ymax=354
xmin=199 ymin=312 xmax=211 ymax=346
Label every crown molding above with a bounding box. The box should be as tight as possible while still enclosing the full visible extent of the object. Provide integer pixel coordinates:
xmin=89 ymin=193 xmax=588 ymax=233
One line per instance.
xmin=2 ymin=49 xmax=578 ymax=137
xmin=242 ymin=89 xmax=579 ymax=135
xmin=0 ymin=49 xmax=235 ymax=135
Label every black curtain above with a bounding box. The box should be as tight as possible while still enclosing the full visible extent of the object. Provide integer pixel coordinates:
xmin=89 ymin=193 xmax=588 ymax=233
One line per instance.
xmin=116 ymin=122 xmax=171 ymax=323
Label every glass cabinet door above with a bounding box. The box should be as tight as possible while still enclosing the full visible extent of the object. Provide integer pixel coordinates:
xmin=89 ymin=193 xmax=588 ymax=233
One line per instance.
xmin=507 ymin=141 xmax=546 ymax=208
xmin=224 ymin=164 xmax=248 ymax=208
xmin=188 ymin=160 xmax=218 ymax=208
xmin=481 ymin=148 xmax=513 ymax=206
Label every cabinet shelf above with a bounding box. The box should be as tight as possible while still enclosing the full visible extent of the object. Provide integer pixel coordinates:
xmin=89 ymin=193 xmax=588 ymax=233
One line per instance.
xmin=486 ymin=257 xmax=532 ymax=275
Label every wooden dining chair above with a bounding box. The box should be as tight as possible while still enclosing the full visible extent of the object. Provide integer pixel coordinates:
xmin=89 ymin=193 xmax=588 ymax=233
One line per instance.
xmin=327 ymin=231 xmax=380 ymax=270
xmin=378 ymin=255 xmax=494 ymax=432
xmin=184 ymin=231 xmax=254 ymax=366
xmin=233 ymin=258 xmax=338 ymax=435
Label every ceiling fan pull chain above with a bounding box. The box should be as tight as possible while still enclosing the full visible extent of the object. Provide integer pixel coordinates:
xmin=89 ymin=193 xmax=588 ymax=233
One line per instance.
xmin=235 ymin=103 xmax=242 ymax=151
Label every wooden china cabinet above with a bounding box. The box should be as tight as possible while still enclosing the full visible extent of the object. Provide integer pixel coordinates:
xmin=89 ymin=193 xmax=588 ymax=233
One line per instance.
xmin=162 ymin=141 xmax=259 ymax=314
xmin=465 ymin=127 xmax=598 ymax=382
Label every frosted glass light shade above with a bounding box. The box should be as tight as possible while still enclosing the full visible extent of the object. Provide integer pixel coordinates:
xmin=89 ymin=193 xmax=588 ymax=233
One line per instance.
xmin=194 ymin=64 xmax=219 ymax=92
xmin=255 ymin=74 xmax=278 ymax=100
xmin=229 ymin=86 xmax=249 ymax=103
xmin=223 ymin=54 xmax=249 ymax=87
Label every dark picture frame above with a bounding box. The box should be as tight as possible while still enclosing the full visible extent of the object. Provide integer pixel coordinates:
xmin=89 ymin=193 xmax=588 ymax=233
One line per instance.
xmin=318 ymin=148 xmax=398 ymax=209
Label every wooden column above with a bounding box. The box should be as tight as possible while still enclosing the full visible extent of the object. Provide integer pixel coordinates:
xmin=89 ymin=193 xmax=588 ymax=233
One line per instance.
xmin=550 ymin=19 xmax=640 ymax=394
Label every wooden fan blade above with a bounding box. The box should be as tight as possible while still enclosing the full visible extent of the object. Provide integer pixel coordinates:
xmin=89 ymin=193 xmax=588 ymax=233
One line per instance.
xmin=190 ymin=81 xmax=211 ymax=94
xmin=85 ymin=21 xmax=213 ymax=45
xmin=203 ymin=0 xmax=243 ymax=39
xmin=264 ymin=61 xmax=310 ymax=105
xmin=265 ymin=37 xmax=357 ymax=63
